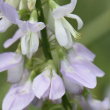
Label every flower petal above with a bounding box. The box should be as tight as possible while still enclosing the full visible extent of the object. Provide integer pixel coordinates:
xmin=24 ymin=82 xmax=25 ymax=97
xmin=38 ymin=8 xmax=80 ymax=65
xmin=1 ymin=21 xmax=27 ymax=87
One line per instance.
xmin=0 ymin=52 xmax=22 ymax=72
xmin=64 ymin=30 xmax=73 ymax=49
xmin=2 ymin=81 xmax=35 ymax=110
xmin=73 ymin=43 xmax=96 ymax=61
xmin=29 ymin=22 xmax=45 ymax=32
xmin=0 ymin=0 xmax=3 ymax=3
xmin=4 ymin=29 xmax=24 ymax=48
xmin=62 ymin=18 xmax=80 ymax=39
xmin=21 ymin=34 xmax=29 ymax=56
xmin=7 ymin=56 xmax=24 ymax=83
xmin=61 ymin=60 xmax=97 ymax=88
xmin=63 ymin=75 xmax=83 ymax=94
xmin=53 ymin=0 xmax=77 ymax=18
xmin=76 ymin=60 xmax=105 ymax=77
xmin=55 ymin=19 xmax=68 ymax=46
xmin=0 ymin=2 xmax=19 ymax=24
xmin=21 ymin=32 xmax=39 ymax=59
xmin=28 ymin=32 xmax=39 ymax=58
xmin=66 ymin=14 xmax=83 ymax=30
xmin=49 ymin=70 xmax=65 ymax=100
xmin=32 ymin=70 xmax=51 ymax=99
xmin=0 ymin=15 xmax=12 ymax=32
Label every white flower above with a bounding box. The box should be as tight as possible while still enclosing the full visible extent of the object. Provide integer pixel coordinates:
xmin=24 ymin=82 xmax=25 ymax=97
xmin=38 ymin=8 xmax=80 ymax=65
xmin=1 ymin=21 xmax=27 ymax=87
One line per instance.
xmin=50 ymin=0 xmax=83 ymax=48
xmin=4 ymin=20 xmax=45 ymax=59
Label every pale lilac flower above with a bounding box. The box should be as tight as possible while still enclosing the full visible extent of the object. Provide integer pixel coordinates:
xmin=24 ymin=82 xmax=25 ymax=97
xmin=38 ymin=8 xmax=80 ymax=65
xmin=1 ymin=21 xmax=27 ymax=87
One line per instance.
xmin=61 ymin=43 xmax=105 ymax=91
xmin=72 ymin=43 xmax=96 ymax=61
xmin=32 ymin=69 xmax=65 ymax=101
xmin=88 ymin=97 xmax=110 ymax=110
xmin=0 ymin=0 xmax=19 ymax=32
xmin=0 ymin=52 xmax=24 ymax=83
xmin=63 ymin=75 xmax=83 ymax=94
xmin=4 ymin=20 xmax=45 ymax=58
xmin=51 ymin=0 xmax=83 ymax=48
xmin=0 ymin=52 xmax=22 ymax=72
xmin=2 ymin=80 xmax=35 ymax=110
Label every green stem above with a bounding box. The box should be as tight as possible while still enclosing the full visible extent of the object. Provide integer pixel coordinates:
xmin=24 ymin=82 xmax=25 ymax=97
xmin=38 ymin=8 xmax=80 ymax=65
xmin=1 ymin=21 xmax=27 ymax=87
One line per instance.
xmin=62 ymin=95 xmax=72 ymax=110
xmin=35 ymin=0 xmax=52 ymax=59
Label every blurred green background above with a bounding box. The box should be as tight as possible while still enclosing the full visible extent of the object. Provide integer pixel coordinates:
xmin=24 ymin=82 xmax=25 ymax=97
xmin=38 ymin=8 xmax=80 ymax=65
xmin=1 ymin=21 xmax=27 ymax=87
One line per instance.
xmin=0 ymin=0 xmax=110 ymax=109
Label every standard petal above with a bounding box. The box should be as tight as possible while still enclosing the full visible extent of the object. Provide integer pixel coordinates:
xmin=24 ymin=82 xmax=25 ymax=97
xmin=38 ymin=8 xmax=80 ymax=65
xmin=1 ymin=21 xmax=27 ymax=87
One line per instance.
xmin=61 ymin=60 xmax=97 ymax=88
xmin=55 ymin=19 xmax=68 ymax=46
xmin=2 ymin=81 xmax=35 ymax=110
xmin=7 ymin=56 xmax=24 ymax=83
xmin=0 ymin=52 xmax=22 ymax=72
xmin=49 ymin=70 xmax=65 ymax=100
xmin=32 ymin=70 xmax=51 ymax=99
xmin=0 ymin=2 xmax=19 ymax=24
xmin=53 ymin=0 xmax=77 ymax=18
xmin=73 ymin=43 xmax=96 ymax=61
xmin=4 ymin=29 xmax=24 ymax=48
xmin=66 ymin=14 xmax=83 ymax=30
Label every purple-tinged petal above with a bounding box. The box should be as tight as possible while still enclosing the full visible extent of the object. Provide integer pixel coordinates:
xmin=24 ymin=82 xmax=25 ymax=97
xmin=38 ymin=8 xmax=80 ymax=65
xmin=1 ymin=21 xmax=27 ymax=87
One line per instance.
xmin=69 ymin=56 xmax=105 ymax=77
xmin=2 ymin=86 xmax=17 ymax=110
xmin=0 ymin=2 xmax=19 ymax=24
xmin=0 ymin=0 xmax=3 ymax=3
xmin=0 ymin=52 xmax=22 ymax=72
xmin=28 ymin=22 xmax=45 ymax=32
xmin=32 ymin=69 xmax=51 ymax=99
xmin=2 ymin=81 xmax=35 ymax=110
xmin=61 ymin=60 xmax=97 ymax=88
xmin=53 ymin=0 xmax=77 ymax=18
xmin=66 ymin=14 xmax=83 ymax=30
xmin=77 ymin=60 xmax=105 ymax=77
xmin=0 ymin=14 xmax=12 ymax=32
xmin=49 ymin=70 xmax=65 ymax=100
xmin=88 ymin=97 xmax=110 ymax=110
xmin=73 ymin=43 xmax=96 ymax=61
xmin=63 ymin=75 xmax=83 ymax=94
xmin=4 ymin=29 xmax=24 ymax=48
xmin=7 ymin=56 xmax=24 ymax=83
xmin=17 ymin=20 xmax=45 ymax=32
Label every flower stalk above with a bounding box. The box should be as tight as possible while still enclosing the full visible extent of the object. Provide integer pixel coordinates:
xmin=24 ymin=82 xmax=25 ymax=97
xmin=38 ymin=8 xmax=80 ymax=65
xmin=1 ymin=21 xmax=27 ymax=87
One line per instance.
xmin=35 ymin=0 xmax=52 ymax=60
